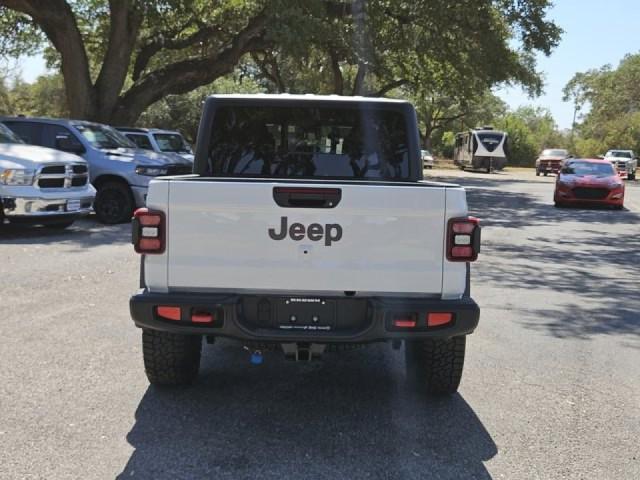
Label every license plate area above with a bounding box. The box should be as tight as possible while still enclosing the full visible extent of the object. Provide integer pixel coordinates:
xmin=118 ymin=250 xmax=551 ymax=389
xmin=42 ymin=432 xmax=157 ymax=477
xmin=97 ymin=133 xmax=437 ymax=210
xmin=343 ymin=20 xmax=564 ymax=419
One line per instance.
xmin=277 ymin=298 xmax=336 ymax=331
xmin=238 ymin=296 xmax=370 ymax=333
xmin=66 ymin=199 xmax=81 ymax=211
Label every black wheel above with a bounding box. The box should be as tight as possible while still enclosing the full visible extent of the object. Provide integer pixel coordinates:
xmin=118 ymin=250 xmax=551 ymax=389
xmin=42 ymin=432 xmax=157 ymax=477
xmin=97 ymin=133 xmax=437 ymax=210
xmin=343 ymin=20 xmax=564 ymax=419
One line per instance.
xmin=94 ymin=181 xmax=134 ymax=224
xmin=405 ymin=336 xmax=466 ymax=396
xmin=46 ymin=220 xmax=74 ymax=229
xmin=543 ymin=171 xmax=548 ymax=177
xmin=486 ymin=167 xmax=491 ymax=173
xmin=142 ymin=329 xmax=202 ymax=386
xmin=628 ymin=171 xmax=636 ymax=181
xmin=535 ymin=170 xmax=540 ymax=176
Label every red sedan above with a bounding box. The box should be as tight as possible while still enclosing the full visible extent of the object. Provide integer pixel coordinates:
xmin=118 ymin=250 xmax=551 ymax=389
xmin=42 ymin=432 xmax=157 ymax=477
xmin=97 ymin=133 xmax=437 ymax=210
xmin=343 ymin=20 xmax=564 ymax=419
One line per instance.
xmin=554 ymin=159 xmax=625 ymax=209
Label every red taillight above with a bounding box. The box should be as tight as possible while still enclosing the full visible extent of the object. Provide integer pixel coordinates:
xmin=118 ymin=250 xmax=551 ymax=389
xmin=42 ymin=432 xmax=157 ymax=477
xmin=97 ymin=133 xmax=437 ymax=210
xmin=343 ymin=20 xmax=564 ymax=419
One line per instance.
xmin=393 ymin=319 xmax=417 ymax=328
xmin=133 ymin=208 xmax=165 ymax=254
xmin=427 ymin=313 xmax=453 ymax=327
xmin=191 ymin=311 xmax=215 ymax=324
xmin=447 ymin=217 xmax=480 ymax=262
xmin=157 ymin=306 xmax=181 ymax=321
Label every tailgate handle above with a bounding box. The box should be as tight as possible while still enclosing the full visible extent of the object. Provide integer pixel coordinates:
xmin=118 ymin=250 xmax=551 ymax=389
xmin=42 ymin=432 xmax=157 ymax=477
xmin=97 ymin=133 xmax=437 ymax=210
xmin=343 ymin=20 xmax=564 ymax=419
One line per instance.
xmin=273 ymin=187 xmax=342 ymax=208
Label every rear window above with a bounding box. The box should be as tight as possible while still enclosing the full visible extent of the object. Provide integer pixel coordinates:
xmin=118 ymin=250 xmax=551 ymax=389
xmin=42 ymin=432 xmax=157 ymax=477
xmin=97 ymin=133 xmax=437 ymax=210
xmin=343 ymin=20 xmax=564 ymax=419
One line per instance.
xmin=542 ymin=149 xmax=567 ymax=157
xmin=565 ymin=162 xmax=615 ymax=176
xmin=205 ymin=105 xmax=410 ymax=180
xmin=476 ymin=132 xmax=505 ymax=152
xmin=606 ymin=151 xmax=631 ymax=158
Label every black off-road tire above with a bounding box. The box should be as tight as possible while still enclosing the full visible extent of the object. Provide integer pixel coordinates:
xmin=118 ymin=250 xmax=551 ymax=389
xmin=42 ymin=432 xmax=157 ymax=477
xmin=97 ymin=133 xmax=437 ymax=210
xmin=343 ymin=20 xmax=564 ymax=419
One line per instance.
xmin=94 ymin=181 xmax=134 ymax=224
xmin=142 ymin=329 xmax=202 ymax=386
xmin=405 ymin=336 xmax=466 ymax=396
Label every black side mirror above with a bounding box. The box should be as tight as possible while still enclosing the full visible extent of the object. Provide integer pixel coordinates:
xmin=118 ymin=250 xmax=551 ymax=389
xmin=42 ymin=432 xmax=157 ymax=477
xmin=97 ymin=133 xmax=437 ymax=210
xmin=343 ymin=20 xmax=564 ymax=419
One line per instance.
xmin=55 ymin=135 xmax=85 ymax=154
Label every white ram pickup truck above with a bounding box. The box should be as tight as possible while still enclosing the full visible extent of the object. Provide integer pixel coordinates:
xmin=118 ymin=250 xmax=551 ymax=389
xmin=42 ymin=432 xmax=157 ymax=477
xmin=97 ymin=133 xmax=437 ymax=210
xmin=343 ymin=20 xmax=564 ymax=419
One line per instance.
xmin=1 ymin=123 xmax=95 ymax=228
xmin=130 ymin=95 xmax=481 ymax=396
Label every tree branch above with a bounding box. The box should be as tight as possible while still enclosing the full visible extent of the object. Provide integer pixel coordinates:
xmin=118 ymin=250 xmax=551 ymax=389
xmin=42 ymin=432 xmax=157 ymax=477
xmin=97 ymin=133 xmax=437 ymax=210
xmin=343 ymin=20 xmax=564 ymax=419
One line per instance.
xmin=328 ymin=48 xmax=344 ymax=95
xmin=94 ymin=0 xmax=143 ymax=120
xmin=251 ymin=51 xmax=285 ymax=93
xmin=132 ymin=21 xmax=223 ymax=81
xmin=352 ymin=62 xmax=367 ymax=95
xmin=112 ymin=11 xmax=270 ymax=124
xmin=0 ymin=0 xmax=94 ymax=117
xmin=431 ymin=112 xmax=467 ymax=131
xmin=368 ymin=79 xmax=409 ymax=97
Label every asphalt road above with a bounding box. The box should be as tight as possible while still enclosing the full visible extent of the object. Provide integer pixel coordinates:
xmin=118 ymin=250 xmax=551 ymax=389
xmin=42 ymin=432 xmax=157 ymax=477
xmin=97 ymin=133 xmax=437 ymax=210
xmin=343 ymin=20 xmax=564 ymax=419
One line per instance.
xmin=1 ymin=169 xmax=639 ymax=479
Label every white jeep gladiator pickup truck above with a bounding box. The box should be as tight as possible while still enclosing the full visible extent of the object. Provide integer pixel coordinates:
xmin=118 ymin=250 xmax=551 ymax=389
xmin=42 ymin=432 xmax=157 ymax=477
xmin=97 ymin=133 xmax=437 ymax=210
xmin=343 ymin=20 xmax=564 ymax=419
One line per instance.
xmin=130 ymin=94 xmax=481 ymax=396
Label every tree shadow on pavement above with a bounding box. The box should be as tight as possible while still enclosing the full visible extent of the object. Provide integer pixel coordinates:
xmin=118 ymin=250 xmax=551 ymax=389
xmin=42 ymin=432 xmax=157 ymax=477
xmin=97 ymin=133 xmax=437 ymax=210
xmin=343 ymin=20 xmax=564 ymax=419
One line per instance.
xmin=118 ymin=343 xmax=497 ymax=480
xmin=516 ymin=304 xmax=639 ymax=341
xmin=464 ymin=187 xmax=639 ymax=228
xmin=463 ymin=181 xmax=640 ymax=340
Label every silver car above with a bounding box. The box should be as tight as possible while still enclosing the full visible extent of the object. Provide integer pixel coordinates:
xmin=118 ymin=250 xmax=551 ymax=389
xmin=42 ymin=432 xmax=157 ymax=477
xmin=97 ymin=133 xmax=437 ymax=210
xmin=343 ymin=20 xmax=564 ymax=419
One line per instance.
xmin=421 ymin=149 xmax=435 ymax=169
xmin=1 ymin=117 xmax=193 ymax=224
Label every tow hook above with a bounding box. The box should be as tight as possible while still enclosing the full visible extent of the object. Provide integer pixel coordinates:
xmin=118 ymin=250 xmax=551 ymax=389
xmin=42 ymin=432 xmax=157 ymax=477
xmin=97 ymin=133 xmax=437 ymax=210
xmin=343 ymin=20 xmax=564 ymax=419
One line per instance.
xmin=281 ymin=343 xmax=326 ymax=361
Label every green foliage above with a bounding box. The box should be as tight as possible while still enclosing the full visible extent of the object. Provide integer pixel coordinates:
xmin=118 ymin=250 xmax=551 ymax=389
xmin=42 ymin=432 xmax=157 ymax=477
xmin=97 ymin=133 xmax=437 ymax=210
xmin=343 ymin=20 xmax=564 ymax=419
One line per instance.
xmin=565 ymin=53 xmax=640 ymax=155
xmin=496 ymin=113 xmax=538 ymax=166
xmin=0 ymin=74 xmax=68 ymax=117
xmin=434 ymin=101 xmax=570 ymax=166
xmin=427 ymin=93 xmax=507 ymax=154
xmin=0 ymin=0 xmax=562 ymax=133
xmin=495 ymin=106 xmax=568 ymax=166
xmin=137 ymin=75 xmax=262 ymax=141
xmin=440 ymin=131 xmax=456 ymax=158
xmin=0 ymin=8 xmax=43 ymax=58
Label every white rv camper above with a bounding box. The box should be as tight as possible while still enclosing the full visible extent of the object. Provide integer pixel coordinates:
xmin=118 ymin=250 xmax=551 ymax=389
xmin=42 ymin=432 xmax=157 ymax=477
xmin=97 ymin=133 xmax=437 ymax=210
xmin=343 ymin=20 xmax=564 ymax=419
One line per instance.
xmin=453 ymin=127 xmax=508 ymax=172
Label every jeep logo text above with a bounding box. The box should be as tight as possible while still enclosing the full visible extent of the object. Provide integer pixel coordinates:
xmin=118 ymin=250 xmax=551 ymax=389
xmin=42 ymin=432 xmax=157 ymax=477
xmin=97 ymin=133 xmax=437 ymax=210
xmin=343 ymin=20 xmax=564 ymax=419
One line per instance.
xmin=268 ymin=216 xmax=343 ymax=246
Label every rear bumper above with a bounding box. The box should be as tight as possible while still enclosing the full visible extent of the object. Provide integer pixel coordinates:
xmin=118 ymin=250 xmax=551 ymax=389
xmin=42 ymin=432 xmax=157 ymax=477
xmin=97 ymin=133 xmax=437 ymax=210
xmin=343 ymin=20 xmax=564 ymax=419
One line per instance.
xmin=130 ymin=291 xmax=480 ymax=343
xmin=472 ymin=156 xmax=506 ymax=170
xmin=538 ymin=161 xmax=562 ymax=173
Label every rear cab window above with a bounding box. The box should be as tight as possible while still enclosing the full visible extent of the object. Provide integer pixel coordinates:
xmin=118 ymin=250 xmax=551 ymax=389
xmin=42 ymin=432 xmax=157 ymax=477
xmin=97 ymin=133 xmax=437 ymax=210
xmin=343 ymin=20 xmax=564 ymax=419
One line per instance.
xmin=200 ymin=98 xmax=419 ymax=181
xmin=476 ymin=132 xmax=505 ymax=152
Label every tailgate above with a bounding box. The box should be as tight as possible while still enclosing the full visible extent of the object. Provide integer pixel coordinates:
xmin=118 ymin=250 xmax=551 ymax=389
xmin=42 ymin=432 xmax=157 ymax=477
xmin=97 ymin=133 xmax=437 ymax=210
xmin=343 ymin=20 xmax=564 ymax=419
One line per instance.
xmin=166 ymin=180 xmax=446 ymax=295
